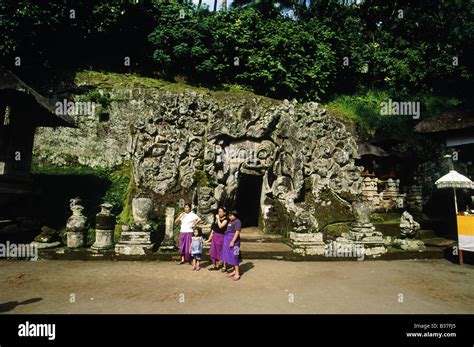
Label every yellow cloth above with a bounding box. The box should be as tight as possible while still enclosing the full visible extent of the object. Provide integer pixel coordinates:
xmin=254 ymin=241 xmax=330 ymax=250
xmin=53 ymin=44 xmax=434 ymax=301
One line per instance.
xmin=457 ymin=215 xmax=474 ymax=252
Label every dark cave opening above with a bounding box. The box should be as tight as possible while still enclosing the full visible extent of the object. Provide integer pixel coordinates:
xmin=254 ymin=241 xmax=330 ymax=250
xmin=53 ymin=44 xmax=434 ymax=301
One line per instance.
xmin=234 ymin=173 xmax=263 ymax=228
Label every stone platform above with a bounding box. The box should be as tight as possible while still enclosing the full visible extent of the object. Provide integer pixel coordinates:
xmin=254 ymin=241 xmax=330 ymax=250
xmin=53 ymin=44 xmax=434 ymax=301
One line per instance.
xmin=33 ymin=227 xmax=454 ymax=262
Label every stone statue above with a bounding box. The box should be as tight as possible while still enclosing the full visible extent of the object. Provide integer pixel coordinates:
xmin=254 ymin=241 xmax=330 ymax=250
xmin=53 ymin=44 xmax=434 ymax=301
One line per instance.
xmin=115 ymin=196 xmax=155 ymax=255
xmin=399 ymin=211 xmax=420 ymax=238
xmin=30 ymin=226 xmax=62 ymax=249
xmin=131 ymin=197 xmax=154 ymax=227
xmin=91 ymin=203 xmax=115 ymax=251
xmin=66 ymin=197 xmax=88 ymax=248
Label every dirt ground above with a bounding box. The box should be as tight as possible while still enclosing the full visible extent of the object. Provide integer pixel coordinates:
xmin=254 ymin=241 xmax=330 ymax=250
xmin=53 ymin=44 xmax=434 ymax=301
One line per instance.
xmin=1 ymin=259 xmax=473 ymax=314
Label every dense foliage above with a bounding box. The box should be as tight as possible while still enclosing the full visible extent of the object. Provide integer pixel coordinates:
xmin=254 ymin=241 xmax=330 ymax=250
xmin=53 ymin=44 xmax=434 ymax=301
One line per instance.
xmin=1 ymin=0 xmax=472 ymax=101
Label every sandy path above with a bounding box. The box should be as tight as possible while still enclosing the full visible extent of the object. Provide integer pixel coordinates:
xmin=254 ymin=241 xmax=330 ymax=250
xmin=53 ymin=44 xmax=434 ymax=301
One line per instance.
xmin=1 ymin=259 xmax=473 ymax=314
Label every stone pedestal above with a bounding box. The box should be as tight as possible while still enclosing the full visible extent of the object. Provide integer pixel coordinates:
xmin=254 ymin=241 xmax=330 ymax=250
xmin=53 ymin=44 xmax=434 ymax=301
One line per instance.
xmin=159 ymin=207 xmax=176 ymax=251
xmin=91 ymin=229 xmax=115 ymax=251
xmin=115 ymin=197 xmax=155 ymax=255
xmin=67 ymin=230 xmax=87 ymax=248
xmin=91 ymin=203 xmax=115 ymax=251
xmin=289 ymin=232 xmax=326 ymax=256
xmin=347 ymin=201 xmax=388 ymax=256
xmin=115 ymin=226 xmax=153 ymax=255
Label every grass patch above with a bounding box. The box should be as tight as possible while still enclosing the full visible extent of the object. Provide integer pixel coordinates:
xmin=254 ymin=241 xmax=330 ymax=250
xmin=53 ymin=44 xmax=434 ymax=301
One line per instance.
xmin=371 ymin=212 xmax=403 ymax=225
xmin=325 ymin=90 xmax=463 ymax=141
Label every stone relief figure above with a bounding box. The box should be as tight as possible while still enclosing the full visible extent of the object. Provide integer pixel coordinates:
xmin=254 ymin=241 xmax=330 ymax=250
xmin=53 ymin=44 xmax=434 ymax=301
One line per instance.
xmin=197 ymin=187 xmax=217 ymax=230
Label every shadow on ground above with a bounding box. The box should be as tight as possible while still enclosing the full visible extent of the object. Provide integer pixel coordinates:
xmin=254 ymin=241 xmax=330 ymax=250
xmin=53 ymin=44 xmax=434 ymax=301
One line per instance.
xmin=0 ymin=298 xmax=43 ymax=313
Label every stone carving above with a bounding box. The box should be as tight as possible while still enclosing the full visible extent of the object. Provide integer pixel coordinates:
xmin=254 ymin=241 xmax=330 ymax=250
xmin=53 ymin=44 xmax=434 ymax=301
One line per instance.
xmin=132 ymin=197 xmax=154 ymax=226
xmin=331 ymin=201 xmax=389 ymax=257
xmin=115 ymin=197 xmax=155 ymax=255
xmin=392 ymin=238 xmax=426 ymax=251
xmin=399 ymin=211 xmax=421 ymax=238
xmin=159 ymin=207 xmax=176 ymax=251
xmin=30 ymin=226 xmax=61 ymax=249
xmin=66 ymin=198 xmax=88 ymax=248
xmin=91 ymin=203 xmax=115 ymax=251
xmin=351 ymin=201 xmax=373 ymax=228
xmin=289 ymin=232 xmax=325 ymax=256
xmin=197 ymin=187 xmax=217 ymax=231
xmin=124 ymin=93 xmax=363 ymax=236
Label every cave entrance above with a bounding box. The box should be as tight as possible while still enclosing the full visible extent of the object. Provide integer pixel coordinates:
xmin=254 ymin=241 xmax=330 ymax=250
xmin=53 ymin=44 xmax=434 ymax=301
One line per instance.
xmin=234 ymin=173 xmax=263 ymax=228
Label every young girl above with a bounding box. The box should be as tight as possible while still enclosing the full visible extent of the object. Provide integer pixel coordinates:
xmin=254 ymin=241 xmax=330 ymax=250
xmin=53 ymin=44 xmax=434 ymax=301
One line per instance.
xmin=189 ymin=227 xmax=203 ymax=271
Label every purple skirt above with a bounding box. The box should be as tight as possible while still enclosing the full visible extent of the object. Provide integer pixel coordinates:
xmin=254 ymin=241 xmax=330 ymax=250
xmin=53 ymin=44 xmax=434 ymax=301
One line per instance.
xmin=221 ymin=232 xmax=240 ymax=266
xmin=209 ymin=232 xmax=224 ymax=264
xmin=178 ymin=232 xmax=193 ymax=262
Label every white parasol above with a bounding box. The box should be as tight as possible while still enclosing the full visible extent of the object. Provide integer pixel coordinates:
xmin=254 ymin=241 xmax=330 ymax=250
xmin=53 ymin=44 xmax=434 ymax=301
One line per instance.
xmin=435 ymin=170 xmax=474 ymax=213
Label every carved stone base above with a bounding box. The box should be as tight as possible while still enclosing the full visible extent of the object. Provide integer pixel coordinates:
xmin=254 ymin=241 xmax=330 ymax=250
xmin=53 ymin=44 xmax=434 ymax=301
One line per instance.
xmin=289 ymin=232 xmax=326 ymax=256
xmin=349 ymin=231 xmax=385 ymax=244
xmin=115 ymin=243 xmax=153 ymax=255
xmin=66 ymin=230 xmax=86 ymax=248
xmin=91 ymin=229 xmax=114 ymax=251
xmin=118 ymin=230 xmax=151 ymax=244
xmin=115 ymin=229 xmax=153 ymax=255
xmin=30 ymin=241 xmax=61 ymax=249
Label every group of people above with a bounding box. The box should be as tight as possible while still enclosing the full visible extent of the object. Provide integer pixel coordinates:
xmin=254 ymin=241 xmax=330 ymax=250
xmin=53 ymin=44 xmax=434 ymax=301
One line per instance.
xmin=175 ymin=204 xmax=242 ymax=281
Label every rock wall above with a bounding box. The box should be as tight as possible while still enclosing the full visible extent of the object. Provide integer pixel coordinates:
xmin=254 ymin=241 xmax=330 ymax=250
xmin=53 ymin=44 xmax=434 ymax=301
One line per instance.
xmin=34 ymin=88 xmax=363 ymax=234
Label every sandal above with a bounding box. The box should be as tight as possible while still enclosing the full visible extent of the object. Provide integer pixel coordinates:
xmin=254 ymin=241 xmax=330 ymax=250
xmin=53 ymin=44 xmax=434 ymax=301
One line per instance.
xmin=220 ymin=267 xmax=228 ymax=273
xmin=177 ymin=260 xmax=186 ymax=265
xmin=232 ymin=275 xmax=240 ymax=281
xmin=227 ymin=272 xmax=236 ymax=278
xmin=196 ymin=267 xmax=201 ymax=271
xmin=208 ymin=266 xmax=218 ymax=271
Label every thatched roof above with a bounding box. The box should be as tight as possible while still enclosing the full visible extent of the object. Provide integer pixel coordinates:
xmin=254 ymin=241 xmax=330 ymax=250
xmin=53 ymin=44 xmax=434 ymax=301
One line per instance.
xmin=0 ymin=66 xmax=75 ymax=127
xmin=414 ymin=103 xmax=474 ymax=133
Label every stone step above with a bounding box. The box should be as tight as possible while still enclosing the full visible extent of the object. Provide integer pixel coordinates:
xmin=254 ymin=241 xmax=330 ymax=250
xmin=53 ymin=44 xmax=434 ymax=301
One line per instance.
xmin=423 ymin=237 xmax=456 ymax=248
xmin=240 ymin=227 xmax=283 ymax=243
xmin=374 ymin=224 xmax=400 ymax=236
xmin=240 ymin=242 xmax=292 ymax=255
xmin=416 ymin=229 xmax=437 ymax=239
xmin=37 ymin=244 xmax=447 ymax=261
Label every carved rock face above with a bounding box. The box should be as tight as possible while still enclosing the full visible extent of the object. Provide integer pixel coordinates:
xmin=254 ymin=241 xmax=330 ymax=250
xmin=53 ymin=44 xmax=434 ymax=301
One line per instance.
xmin=126 ymin=92 xmax=363 ymax=233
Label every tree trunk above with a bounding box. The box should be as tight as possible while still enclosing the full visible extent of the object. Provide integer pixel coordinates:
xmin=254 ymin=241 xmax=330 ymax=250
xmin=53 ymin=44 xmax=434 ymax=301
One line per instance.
xmin=214 ymin=0 xmax=218 ymax=12
xmin=222 ymin=0 xmax=227 ymax=12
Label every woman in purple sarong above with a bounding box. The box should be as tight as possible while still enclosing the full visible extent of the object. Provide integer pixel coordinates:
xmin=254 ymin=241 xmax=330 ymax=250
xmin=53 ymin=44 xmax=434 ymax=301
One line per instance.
xmin=208 ymin=207 xmax=228 ymax=271
xmin=175 ymin=203 xmax=201 ymax=265
xmin=221 ymin=210 xmax=242 ymax=281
